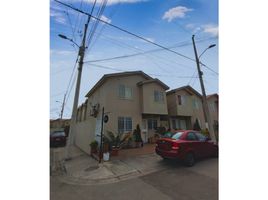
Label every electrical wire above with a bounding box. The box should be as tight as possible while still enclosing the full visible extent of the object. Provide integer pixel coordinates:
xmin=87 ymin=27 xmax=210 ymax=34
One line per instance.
xmin=55 ymin=0 xmax=218 ymax=75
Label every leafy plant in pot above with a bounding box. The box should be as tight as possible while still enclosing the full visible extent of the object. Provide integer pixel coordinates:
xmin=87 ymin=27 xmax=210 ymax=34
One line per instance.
xmin=133 ymin=124 xmax=143 ymax=148
xmin=105 ymin=131 xmax=121 ymax=156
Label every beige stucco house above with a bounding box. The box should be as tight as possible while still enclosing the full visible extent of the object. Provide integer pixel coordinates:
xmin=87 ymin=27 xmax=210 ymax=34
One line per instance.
xmin=166 ymin=85 xmax=219 ymax=135
xmin=166 ymin=85 xmax=206 ymax=130
xmin=207 ymin=93 xmax=219 ymax=139
xmin=73 ymin=71 xmax=169 ymax=154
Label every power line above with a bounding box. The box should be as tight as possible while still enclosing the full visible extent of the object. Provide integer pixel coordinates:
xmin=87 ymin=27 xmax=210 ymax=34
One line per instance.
xmin=55 ymin=0 xmax=218 ymax=75
xmin=88 ymin=63 xmax=200 ymax=79
xmin=55 ymin=0 xmax=196 ymax=62
xmin=84 ymin=36 xmax=217 ymax=64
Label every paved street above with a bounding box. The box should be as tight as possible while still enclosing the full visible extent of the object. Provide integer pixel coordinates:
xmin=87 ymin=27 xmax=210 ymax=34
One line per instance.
xmin=51 ymin=154 xmax=218 ymax=200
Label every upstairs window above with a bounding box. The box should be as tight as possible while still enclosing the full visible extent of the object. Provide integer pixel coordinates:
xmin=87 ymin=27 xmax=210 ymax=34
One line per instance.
xmin=154 ymin=91 xmax=164 ymax=103
xmin=177 ymin=95 xmax=182 ymax=105
xmin=192 ymin=99 xmax=199 ymax=109
xmin=178 ymin=95 xmax=186 ymax=105
xmin=119 ymin=85 xmax=132 ymax=99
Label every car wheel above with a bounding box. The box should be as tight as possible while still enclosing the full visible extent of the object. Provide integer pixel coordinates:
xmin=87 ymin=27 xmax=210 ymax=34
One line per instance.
xmin=184 ymin=152 xmax=195 ymax=167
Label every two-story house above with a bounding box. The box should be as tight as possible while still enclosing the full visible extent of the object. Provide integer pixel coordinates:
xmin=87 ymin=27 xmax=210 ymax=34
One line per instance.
xmin=73 ymin=71 xmax=169 ymax=154
xmin=207 ymin=93 xmax=219 ymax=139
xmin=166 ymin=85 xmax=206 ymax=130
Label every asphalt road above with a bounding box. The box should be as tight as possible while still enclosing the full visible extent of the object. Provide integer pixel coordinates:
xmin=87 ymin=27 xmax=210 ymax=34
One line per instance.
xmin=51 ymin=158 xmax=218 ymax=200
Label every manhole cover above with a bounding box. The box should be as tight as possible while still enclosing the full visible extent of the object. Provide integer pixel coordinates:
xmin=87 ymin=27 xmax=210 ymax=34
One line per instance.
xmin=85 ymin=166 xmax=99 ymax=171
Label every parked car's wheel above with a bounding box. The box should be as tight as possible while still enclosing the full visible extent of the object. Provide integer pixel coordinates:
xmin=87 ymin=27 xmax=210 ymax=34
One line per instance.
xmin=184 ymin=152 xmax=195 ymax=167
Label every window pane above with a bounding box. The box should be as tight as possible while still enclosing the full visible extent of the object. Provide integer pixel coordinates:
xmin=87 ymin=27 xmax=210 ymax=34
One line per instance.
xmin=118 ymin=117 xmax=124 ymax=133
xmin=178 ymin=95 xmax=182 ymax=105
xmin=125 ymin=87 xmax=132 ymax=99
xmin=119 ymin=85 xmax=125 ymax=98
xmin=125 ymin=117 xmax=132 ymax=131
xmin=186 ymin=132 xmax=197 ymax=141
xmin=195 ymin=132 xmax=206 ymax=141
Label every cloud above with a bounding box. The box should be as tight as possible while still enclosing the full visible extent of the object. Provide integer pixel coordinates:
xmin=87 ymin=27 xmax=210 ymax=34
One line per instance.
xmin=162 ymin=6 xmax=193 ymax=22
xmin=50 ymin=50 xmax=75 ymax=56
xmin=202 ymin=24 xmax=218 ymax=36
xmin=185 ymin=23 xmax=218 ymax=36
xmin=100 ymin=15 xmax=112 ymax=23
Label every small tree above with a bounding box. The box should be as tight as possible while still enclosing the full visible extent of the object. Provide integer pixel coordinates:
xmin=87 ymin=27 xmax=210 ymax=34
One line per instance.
xmin=193 ymin=118 xmax=201 ymax=131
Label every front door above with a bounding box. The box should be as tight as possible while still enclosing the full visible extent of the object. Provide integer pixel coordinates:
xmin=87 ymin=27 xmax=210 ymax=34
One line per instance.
xmin=142 ymin=119 xmax=148 ymax=143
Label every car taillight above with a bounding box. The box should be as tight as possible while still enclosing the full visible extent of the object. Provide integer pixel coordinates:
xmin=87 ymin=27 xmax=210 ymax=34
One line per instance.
xmin=171 ymin=143 xmax=179 ymax=150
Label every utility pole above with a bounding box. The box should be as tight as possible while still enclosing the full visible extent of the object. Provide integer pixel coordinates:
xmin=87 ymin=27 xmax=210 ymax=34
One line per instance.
xmin=65 ymin=15 xmax=92 ymax=160
xmin=60 ymin=94 xmax=66 ymax=119
xmin=192 ymin=35 xmax=216 ymax=142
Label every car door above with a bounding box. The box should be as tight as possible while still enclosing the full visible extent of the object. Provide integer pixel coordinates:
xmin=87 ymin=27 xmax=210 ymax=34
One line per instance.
xmin=195 ymin=132 xmax=211 ymax=157
xmin=185 ymin=132 xmax=202 ymax=158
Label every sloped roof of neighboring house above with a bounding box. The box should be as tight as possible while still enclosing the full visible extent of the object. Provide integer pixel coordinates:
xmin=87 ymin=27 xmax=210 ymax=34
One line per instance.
xmin=166 ymin=85 xmax=202 ymax=98
xmin=85 ymin=71 xmax=163 ymax=97
xmin=137 ymin=79 xmax=169 ymax=90
xmin=207 ymin=93 xmax=218 ymax=99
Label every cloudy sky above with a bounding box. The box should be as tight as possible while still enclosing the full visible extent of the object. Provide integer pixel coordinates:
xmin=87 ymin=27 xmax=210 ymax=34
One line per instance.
xmin=50 ymin=0 xmax=218 ymax=119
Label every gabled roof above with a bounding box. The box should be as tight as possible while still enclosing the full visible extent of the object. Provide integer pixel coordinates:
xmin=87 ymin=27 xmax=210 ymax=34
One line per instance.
xmin=166 ymin=85 xmax=202 ymax=98
xmin=207 ymin=93 xmax=219 ymax=99
xmin=137 ymin=79 xmax=169 ymax=90
xmin=85 ymin=71 xmax=155 ymax=97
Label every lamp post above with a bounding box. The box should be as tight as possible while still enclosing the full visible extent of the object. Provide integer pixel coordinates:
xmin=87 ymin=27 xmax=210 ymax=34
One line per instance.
xmin=58 ymin=34 xmax=80 ymax=48
xmin=192 ymin=35 xmax=217 ymax=143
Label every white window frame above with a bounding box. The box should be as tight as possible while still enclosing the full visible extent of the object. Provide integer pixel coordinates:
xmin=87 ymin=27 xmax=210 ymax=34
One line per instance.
xmin=154 ymin=90 xmax=164 ymax=103
xmin=118 ymin=85 xmax=133 ymax=100
xmin=118 ymin=117 xmax=132 ymax=134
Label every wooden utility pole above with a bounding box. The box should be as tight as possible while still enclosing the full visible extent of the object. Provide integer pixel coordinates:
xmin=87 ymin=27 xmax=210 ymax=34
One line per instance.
xmin=192 ymin=35 xmax=216 ymax=142
xmin=65 ymin=14 xmax=91 ymax=160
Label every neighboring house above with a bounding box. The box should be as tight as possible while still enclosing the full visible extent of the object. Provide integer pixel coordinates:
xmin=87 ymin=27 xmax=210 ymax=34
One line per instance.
xmin=207 ymin=93 xmax=219 ymax=139
xmin=74 ymin=71 xmax=169 ymax=154
xmin=50 ymin=118 xmax=71 ymax=133
xmin=166 ymin=85 xmax=205 ymax=130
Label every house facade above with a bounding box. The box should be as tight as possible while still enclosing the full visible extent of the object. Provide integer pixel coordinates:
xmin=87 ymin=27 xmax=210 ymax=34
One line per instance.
xmin=73 ymin=71 xmax=169 ymax=154
xmin=166 ymin=86 xmax=206 ymax=130
xmin=207 ymin=94 xmax=219 ymax=139
xmin=166 ymin=85 xmax=219 ymax=136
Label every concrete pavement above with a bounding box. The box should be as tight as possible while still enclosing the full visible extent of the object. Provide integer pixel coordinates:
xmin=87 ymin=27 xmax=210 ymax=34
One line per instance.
xmin=51 ymin=157 xmax=218 ymax=200
xmin=51 ymin=145 xmax=218 ymax=187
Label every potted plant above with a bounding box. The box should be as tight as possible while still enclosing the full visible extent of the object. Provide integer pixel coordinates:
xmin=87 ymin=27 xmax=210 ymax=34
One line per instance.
xmin=134 ymin=124 xmax=143 ymax=148
xmin=89 ymin=140 xmax=98 ymax=155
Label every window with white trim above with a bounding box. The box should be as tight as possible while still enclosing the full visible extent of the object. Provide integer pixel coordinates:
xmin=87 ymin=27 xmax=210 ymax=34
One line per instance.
xmin=148 ymin=119 xmax=158 ymax=130
xmin=118 ymin=117 xmax=132 ymax=134
xmin=154 ymin=91 xmax=164 ymax=103
xmin=118 ymin=85 xmax=132 ymax=99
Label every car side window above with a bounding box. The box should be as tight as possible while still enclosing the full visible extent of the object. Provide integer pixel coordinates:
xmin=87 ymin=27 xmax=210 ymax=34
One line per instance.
xmin=186 ymin=132 xmax=197 ymax=141
xmin=195 ymin=132 xmax=207 ymax=142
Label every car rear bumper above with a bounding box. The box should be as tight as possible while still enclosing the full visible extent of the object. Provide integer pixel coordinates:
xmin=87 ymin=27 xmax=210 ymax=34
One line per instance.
xmin=155 ymin=147 xmax=183 ymax=159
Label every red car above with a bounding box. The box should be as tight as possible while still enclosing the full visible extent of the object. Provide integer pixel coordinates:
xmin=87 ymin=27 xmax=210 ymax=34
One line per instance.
xmin=155 ymin=130 xmax=218 ymax=167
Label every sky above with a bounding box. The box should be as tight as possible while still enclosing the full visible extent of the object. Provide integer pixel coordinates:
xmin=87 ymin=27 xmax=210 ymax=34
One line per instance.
xmin=50 ymin=0 xmax=218 ymax=119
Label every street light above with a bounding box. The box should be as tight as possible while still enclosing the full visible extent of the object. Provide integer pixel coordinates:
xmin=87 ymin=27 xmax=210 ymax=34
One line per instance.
xmin=198 ymin=44 xmax=216 ymax=60
xmin=58 ymin=34 xmax=80 ymax=48
xmin=192 ymin=35 xmax=217 ymax=143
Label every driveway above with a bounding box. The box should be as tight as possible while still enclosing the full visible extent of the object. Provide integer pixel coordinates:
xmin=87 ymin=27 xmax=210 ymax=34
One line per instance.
xmin=51 ymin=147 xmax=218 ymax=200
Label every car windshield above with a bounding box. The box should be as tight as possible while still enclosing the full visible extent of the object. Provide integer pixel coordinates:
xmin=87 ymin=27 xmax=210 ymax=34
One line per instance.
xmin=52 ymin=131 xmax=65 ymax=137
xmin=162 ymin=132 xmax=173 ymax=138
xmin=171 ymin=132 xmax=184 ymax=140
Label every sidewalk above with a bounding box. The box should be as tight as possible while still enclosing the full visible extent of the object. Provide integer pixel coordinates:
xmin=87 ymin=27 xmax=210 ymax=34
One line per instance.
xmin=51 ymin=144 xmax=167 ymax=185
